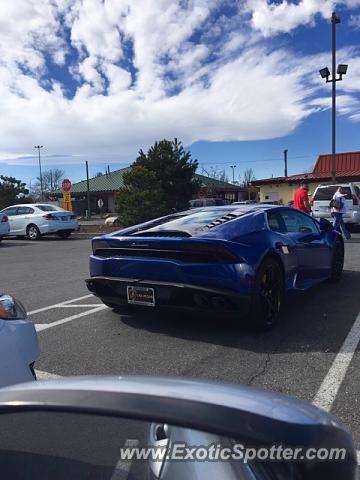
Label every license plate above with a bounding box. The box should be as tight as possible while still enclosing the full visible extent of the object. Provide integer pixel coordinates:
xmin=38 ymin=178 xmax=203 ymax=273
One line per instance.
xmin=319 ymin=206 xmax=329 ymax=211
xmin=127 ymin=286 xmax=155 ymax=306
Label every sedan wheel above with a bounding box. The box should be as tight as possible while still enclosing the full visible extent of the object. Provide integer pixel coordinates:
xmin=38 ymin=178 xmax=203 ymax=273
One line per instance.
xmin=26 ymin=225 xmax=41 ymax=241
xmin=249 ymin=258 xmax=284 ymax=331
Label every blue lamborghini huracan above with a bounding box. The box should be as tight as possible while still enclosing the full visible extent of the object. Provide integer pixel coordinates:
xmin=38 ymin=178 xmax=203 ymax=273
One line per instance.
xmin=86 ymin=205 xmax=344 ymax=330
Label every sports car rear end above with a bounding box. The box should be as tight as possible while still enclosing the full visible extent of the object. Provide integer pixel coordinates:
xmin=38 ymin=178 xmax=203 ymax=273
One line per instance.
xmin=86 ymin=236 xmax=252 ymax=313
xmin=86 ymin=207 xmax=264 ymax=314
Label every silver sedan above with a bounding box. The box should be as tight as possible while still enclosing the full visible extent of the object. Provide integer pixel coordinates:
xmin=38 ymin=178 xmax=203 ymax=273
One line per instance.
xmin=0 ymin=294 xmax=40 ymax=387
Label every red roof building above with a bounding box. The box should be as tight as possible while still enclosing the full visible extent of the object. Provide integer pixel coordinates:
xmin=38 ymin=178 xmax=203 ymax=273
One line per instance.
xmin=254 ymin=151 xmax=360 ymax=186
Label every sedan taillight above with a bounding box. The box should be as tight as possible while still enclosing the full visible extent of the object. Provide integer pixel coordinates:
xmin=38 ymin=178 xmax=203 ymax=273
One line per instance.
xmin=352 ymin=194 xmax=359 ymax=206
xmin=1 ymin=215 xmax=8 ymax=223
xmin=43 ymin=213 xmax=56 ymax=220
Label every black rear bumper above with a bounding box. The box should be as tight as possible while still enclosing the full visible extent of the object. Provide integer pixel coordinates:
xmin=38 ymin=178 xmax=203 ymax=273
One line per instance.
xmin=85 ymin=276 xmax=250 ymax=313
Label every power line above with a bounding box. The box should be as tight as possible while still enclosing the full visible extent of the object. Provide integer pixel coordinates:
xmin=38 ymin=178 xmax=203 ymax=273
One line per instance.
xmin=201 ymin=155 xmax=312 ymax=166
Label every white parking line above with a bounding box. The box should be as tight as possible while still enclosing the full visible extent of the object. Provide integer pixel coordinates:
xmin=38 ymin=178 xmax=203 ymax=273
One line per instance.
xmin=28 ymin=294 xmax=94 ymax=316
xmin=313 ymin=311 xmax=360 ymax=411
xmin=35 ymin=370 xmax=63 ymax=380
xmin=35 ymin=305 xmax=107 ymax=332
xmin=53 ymin=304 xmax=103 ymax=308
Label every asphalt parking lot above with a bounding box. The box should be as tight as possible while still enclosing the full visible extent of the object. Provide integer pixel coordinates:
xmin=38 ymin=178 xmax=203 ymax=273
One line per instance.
xmin=1 ymin=234 xmax=360 ymax=458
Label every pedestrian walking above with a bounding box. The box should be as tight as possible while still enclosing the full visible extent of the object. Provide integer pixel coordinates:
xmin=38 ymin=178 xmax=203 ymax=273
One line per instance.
xmin=293 ymin=182 xmax=311 ymax=214
xmin=330 ymin=186 xmax=351 ymax=240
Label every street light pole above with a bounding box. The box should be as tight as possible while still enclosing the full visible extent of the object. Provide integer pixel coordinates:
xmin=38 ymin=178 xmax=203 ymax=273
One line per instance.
xmin=331 ymin=12 xmax=338 ymax=183
xmin=34 ymin=145 xmax=44 ymax=201
xmin=230 ymin=165 xmax=236 ymax=184
xmin=319 ymin=12 xmax=347 ymax=183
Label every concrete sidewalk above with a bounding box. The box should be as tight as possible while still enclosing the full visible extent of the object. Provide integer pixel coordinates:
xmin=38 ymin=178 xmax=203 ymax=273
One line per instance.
xmin=78 ymin=217 xmax=106 ymax=226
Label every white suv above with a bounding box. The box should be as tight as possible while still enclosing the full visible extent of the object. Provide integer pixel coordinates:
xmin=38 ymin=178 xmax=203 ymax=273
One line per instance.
xmin=0 ymin=204 xmax=79 ymax=240
xmin=311 ymin=183 xmax=360 ymax=226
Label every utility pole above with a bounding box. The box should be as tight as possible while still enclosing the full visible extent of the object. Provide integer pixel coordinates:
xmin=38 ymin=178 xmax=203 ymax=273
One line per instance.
xmin=86 ymin=161 xmax=91 ymax=220
xmin=34 ymin=146 xmax=43 ymax=201
xmin=284 ymin=149 xmax=288 ymax=177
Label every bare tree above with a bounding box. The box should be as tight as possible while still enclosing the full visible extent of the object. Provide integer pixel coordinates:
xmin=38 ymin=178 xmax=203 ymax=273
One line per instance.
xmin=31 ymin=168 xmax=65 ymax=197
xmin=242 ymin=168 xmax=256 ymax=187
xmin=204 ymin=166 xmax=229 ymax=183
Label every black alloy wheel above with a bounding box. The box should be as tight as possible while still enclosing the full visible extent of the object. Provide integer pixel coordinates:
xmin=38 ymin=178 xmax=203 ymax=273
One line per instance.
xmin=249 ymin=257 xmax=284 ymax=331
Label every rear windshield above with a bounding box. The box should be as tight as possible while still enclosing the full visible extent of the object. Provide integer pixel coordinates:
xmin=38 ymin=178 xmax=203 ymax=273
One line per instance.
xmin=35 ymin=205 xmax=58 ymax=212
xmin=314 ymin=186 xmax=352 ymax=200
xmin=135 ymin=208 xmax=237 ymax=235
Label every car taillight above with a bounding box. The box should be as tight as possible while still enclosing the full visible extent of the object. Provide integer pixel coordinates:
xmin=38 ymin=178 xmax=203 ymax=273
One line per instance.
xmin=43 ymin=213 xmax=56 ymax=220
xmin=352 ymin=194 xmax=359 ymax=206
xmin=1 ymin=215 xmax=8 ymax=223
xmin=92 ymin=239 xmax=110 ymax=255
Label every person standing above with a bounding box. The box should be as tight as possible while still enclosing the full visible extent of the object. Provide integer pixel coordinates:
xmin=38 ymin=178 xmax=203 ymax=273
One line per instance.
xmin=293 ymin=182 xmax=311 ymax=214
xmin=331 ymin=186 xmax=351 ymax=240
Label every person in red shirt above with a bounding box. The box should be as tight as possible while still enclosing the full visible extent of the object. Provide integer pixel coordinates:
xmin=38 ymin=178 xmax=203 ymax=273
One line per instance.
xmin=293 ymin=182 xmax=311 ymax=214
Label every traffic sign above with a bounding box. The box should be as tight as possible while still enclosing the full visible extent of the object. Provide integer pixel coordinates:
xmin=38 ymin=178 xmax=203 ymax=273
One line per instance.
xmin=62 ymin=178 xmax=72 ymax=192
xmin=63 ymin=192 xmax=71 ymax=202
xmin=97 ymin=199 xmax=104 ymax=208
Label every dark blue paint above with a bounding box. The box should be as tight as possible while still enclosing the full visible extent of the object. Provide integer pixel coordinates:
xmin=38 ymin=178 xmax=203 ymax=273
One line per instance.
xmin=89 ymin=206 xmax=340 ymax=309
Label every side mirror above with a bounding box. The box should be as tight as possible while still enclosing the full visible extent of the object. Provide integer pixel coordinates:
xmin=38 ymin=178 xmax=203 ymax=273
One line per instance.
xmin=0 ymin=377 xmax=356 ymax=480
xmin=319 ymin=218 xmax=334 ymax=232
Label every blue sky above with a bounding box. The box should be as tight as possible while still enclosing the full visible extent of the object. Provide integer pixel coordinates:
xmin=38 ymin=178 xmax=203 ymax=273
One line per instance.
xmin=0 ymin=0 xmax=359 ymax=187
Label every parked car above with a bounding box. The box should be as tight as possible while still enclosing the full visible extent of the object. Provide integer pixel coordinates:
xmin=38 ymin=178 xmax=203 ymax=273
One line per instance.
xmin=0 ymin=376 xmax=356 ymax=480
xmin=0 ymin=294 xmax=40 ymax=387
xmin=189 ymin=198 xmax=230 ymax=208
xmin=311 ymin=183 xmax=360 ymax=226
xmin=232 ymin=200 xmax=257 ymax=205
xmin=86 ymin=205 xmax=344 ymax=331
xmin=0 ymin=212 xmax=10 ymax=242
xmin=0 ymin=204 xmax=79 ymax=240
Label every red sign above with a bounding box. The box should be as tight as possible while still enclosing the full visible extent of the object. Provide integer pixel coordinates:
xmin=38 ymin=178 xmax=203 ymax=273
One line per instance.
xmin=62 ymin=178 xmax=72 ymax=192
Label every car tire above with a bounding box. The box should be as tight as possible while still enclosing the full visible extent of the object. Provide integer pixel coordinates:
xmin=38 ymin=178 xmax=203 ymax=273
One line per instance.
xmin=26 ymin=224 xmax=41 ymax=241
xmin=329 ymin=238 xmax=344 ymax=283
xmin=248 ymin=257 xmax=284 ymax=332
xmin=58 ymin=231 xmax=71 ymax=239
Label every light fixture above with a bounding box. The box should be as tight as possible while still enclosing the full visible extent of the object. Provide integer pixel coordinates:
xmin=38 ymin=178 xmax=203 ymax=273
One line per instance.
xmin=319 ymin=67 xmax=330 ymax=79
xmin=337 ymin=64 xmax=348 ymax=75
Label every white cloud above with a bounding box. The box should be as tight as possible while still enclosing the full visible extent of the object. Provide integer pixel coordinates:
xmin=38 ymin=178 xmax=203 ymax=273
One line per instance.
xmin=247 ymin=0 xmax=333 ymax=37
xmin=247 ymin=0 xmax=360 ymax=36
xmin=349 ymin=13 xmax=360 ymax=28
xmin=0 ymin=0 xmax=359 ymax=165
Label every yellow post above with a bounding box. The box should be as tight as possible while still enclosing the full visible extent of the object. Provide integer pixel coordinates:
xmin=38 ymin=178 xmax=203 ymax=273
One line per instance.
xmin=63 ymin=191 xmax=72 ymax=211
